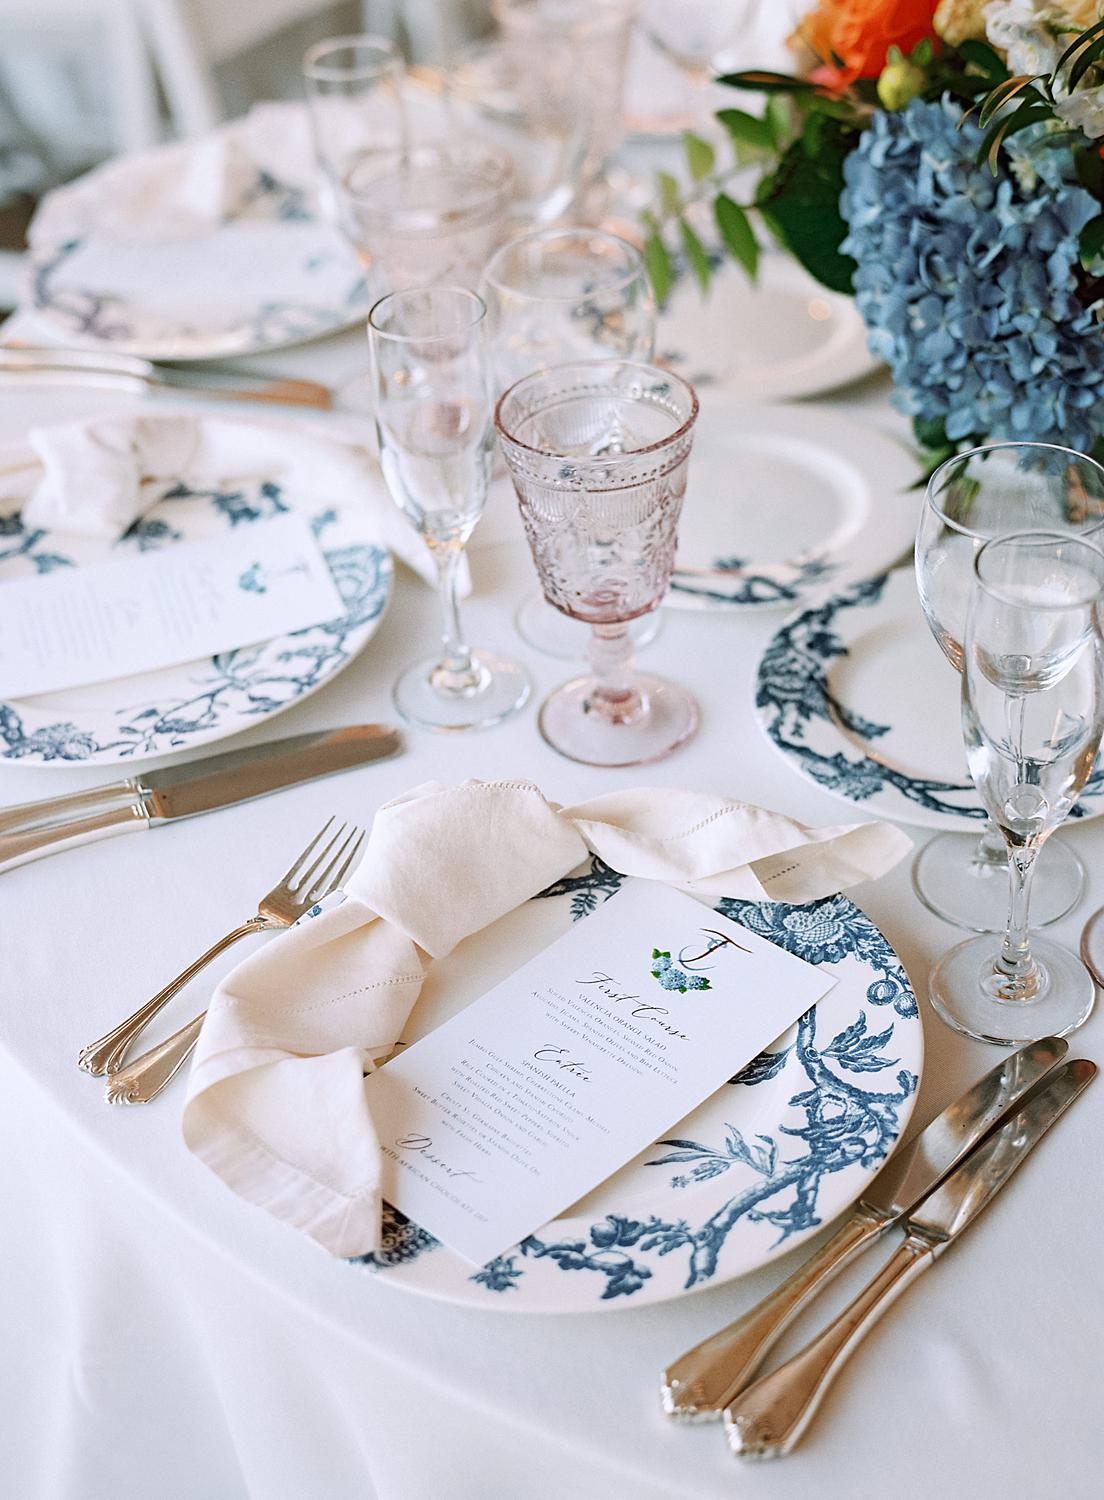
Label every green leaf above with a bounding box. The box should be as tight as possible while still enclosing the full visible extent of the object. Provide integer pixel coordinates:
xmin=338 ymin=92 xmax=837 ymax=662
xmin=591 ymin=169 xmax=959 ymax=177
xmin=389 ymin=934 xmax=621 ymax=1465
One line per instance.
xmin=679 ymin=216 xmax=712 ymax=293
xmin=977 ymin=74 xmax=1044 ymax=128
xmin=716 ymin=107 xmax=774 ymax=151
xmin=1080 ymin=213 xmax=1104 ymax=266
xmin=716 ymin=69 xmax=819 ymax=93
xmin=1068 ymin=32 xmax=1104 ymax=92
xmin=978 ymin=99 xmax=1054 ymax=172
xmin=656 ymin=170 xmax=681 ymax=216
xmin=957 ymin=38 xmax=1010 ymax=82
xmin=643 ymin=230 xmax=673 ymax=307
xmin=713 ymin=194 xmax=758 ymax=280
xmin=682 ymin=130 xmax=716 ymax=181
xmin=1075 ymin=141 xmax=1104 ymax=195
xmin=765 ymin=94 xmax=791 ymax=148
xmin=1054 ymin=14 xmax=1104 ymax=80
xmin=754 ymin=126 xmax=857 ymax=294
xmin=910 ymin=37 xmax=933 ymax=68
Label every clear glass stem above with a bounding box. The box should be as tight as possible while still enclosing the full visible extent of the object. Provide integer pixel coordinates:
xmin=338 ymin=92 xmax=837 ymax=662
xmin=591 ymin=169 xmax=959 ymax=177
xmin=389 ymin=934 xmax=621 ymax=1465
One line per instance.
xmin=972 ymin=820 xmax=1010 ymax=871
xmin=430 ymin=545 xmax=480 ymax=695
xmin=994 ymin=845 xmax=1041 ymax=1001
xmin=586 ymin=621 xmax=645 ymax=725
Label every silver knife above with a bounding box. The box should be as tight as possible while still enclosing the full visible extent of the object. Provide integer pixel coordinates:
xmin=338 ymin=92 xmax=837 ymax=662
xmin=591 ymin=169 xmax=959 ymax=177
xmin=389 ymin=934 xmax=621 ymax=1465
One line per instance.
xmin=0 ymin=724 xmax=400 ymax=873
xmin=724 ymin=1056 xmax=1096 ymax=1459
xmin=0 ymin=347 xmax=333 ymax=409
xmin=661 ymin=1035 xmax=1069 ymax=1419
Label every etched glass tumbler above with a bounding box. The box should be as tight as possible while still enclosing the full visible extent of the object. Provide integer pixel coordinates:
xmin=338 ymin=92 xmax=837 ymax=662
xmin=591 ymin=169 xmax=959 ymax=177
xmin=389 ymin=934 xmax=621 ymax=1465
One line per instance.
xmin=496 ymin=361 xmax=700 ymax=766
xmin=915 ymin=442 xmax=1104 ymax=932
xmin=929 ymin=531 xmax=1104 ymax=1043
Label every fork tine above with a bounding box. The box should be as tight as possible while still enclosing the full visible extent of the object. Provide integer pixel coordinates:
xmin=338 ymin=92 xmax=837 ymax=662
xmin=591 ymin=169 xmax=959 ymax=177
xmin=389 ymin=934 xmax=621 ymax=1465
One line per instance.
xmin=281 ymin=816 xmax=335 ymax=885
xmin=293 ymin=820 xmax=350 ymax=892
xmin=305 ymin=824 xmax=362 ymax=903
xmin=322 ymin=828 xmax=365 ymax=899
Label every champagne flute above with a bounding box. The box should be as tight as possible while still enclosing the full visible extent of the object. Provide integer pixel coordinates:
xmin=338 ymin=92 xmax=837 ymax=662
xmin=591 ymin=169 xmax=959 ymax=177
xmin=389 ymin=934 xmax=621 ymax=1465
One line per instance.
xmin=914 ymin=442 xmax=1104 ymax=930
xmin=496 ymin=360 xmax=700 ymax=766
xmin=368 ymin=286 xmax=530 ymax=731
xmin=302 ymin=35 xmax=407 ymax=239
xmin=481 ymin=226 xmax=658 ymax=659
xmin=929 ymin=530 xmax=1104 ymax=1043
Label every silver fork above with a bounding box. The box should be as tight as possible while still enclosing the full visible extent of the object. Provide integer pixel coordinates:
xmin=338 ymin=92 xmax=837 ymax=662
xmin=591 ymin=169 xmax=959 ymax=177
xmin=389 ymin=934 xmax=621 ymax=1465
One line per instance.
xmin=78 ymin=818 xmax=363 ymax=1088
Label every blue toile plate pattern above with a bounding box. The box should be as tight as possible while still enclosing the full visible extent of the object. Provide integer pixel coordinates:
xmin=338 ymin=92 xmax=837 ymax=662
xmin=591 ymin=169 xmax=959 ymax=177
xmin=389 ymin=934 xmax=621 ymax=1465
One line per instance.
xmin=347 ymin=858 xmax=921 ymax=1313
xmin=755 ymin=567 xmax=1104 ymax=831
xmin=0 ymin=429 xmax=392 ymax=768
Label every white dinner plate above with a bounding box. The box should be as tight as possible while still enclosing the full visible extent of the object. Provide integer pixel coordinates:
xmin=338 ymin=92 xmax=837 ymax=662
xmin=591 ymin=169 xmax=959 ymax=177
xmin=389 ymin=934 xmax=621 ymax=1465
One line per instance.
xmin=754 ymin=568 xmax=1104 ymax=831
xmin=349 ymin=865 xmax=921 ymax=1312
xmin=0 ymin=421 xmax=392 ymax=768
xmin=667 ymin=396 xmax=916 ymax=611
xmin=24 ymin=116 xmax=368 ymax=361
xmin=658 ymin=255 xmax=880 ymax=403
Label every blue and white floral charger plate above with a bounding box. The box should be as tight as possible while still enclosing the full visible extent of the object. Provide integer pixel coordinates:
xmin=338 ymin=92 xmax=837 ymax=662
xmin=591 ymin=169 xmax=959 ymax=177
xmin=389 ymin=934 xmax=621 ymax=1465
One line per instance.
xmin=667 ymin=395 xmax=916 ymax=612
xmin=0 ymin=422 xmax=392 ymax=767
xmin=351 ymin=862 xmax=921 ymax=1313
xmin=755 ymin=566 xmax=1104 ymax=831
xmin=20 ymin=104 xmax=368 ymax=361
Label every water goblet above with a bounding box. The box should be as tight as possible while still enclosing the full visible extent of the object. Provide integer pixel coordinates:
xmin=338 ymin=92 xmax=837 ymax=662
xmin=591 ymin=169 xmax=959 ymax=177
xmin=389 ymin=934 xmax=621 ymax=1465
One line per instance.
xmin=368 ymin=286 xmax=529 ymax=731
xmin=302 ymin=35 xmax=407 ymax=238
xmin=914 ymin=441 xmax=1104 ymax=931
xmin=342 ymin=139 xmax=515 ymax=301
xmin=482 ymin=226 xmax=659 ymax=660
xmin=928 ymin=530 xmax=1104 ymax=1043
xmin=496 ymin=360 xmax=700 ymax=766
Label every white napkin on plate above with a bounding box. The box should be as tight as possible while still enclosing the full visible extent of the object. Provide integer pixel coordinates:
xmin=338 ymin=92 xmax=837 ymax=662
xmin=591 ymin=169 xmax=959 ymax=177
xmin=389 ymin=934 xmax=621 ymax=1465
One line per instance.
xmin=7 ymin=413 xmax=448 ymax=589
xmin=28 ymin=103 xmax=318 ymax=249
xmin=181 ymin=779 xmax=912 ymax=1258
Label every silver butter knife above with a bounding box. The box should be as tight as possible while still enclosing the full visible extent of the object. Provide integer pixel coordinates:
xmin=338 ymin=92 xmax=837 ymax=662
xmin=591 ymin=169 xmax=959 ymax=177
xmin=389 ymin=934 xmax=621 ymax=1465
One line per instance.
xmin=0 ymin=347 xmax=333 ymax=409
xmin=661 ymin=1035 xmax=1069 ymax=1420
xmin=0 ymin=724 xmax=400 ymax=872
xmin=724 ymin=1056 xmax=1096 ymax=1459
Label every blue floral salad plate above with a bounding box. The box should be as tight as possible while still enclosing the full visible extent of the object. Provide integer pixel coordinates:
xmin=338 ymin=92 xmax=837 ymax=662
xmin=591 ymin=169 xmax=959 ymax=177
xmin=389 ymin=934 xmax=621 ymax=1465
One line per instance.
xmin=22 ymin=105 xmax=368 ymax=361
xmin=666 ymin=397 xmax=916 ymax=612
xmin=0 ymin=418 xmax=392 ymax=767
xmin=755 ymin=567 xmax=1104 ymax=832
xmin=352 ymin=862 xmax=921 ymax=1313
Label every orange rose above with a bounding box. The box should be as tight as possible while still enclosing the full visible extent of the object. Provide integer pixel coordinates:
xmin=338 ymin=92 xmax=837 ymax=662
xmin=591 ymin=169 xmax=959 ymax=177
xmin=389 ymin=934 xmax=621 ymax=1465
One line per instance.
xmin=796 ymin=0 xmax=940 ymax=87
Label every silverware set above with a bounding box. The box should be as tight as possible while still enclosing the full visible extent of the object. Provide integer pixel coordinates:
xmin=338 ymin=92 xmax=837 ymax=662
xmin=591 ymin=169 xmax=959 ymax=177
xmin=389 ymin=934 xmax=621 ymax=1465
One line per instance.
xmin=661 ymin=1038 xmax=1096 ymax=1458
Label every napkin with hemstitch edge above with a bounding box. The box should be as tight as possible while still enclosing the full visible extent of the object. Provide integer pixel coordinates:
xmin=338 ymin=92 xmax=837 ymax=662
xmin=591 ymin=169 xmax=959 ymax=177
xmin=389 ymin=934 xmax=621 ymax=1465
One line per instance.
xmin=181 ymin=778 xmax=913 ymax=1259
xmin=0 ymin=413 xmax=458 ymax=591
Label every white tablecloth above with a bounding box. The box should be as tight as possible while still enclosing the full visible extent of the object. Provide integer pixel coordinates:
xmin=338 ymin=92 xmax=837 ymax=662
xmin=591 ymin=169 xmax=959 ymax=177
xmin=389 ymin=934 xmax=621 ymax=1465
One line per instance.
xmin=2 ymin=323 xmax=1102 ymax=1500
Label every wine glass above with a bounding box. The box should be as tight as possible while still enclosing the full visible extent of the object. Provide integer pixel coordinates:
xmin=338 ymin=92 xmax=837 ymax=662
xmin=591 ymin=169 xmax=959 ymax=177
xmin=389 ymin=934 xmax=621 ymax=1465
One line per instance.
xmin=368 ymin=286 xmax=530 ymax=731
xmin=496 ymin=360 xmax=700 ymax=766
xmin=491 ymin=0 xmax=636 ymax=200
xmin=302 ymin=35 xmax=407 ymax=238
xmin=928 ymin=530 xmax=1104 ymax=1043
xmin=481 ymin=226 xmax=659 ymax=660
xmin=639 ymin=0 xmax=753 ymax=86
xmin=915 ymin=442 xmax=1104 ymax=931
xmin=341 ymin=139 xmax=515 ymax=301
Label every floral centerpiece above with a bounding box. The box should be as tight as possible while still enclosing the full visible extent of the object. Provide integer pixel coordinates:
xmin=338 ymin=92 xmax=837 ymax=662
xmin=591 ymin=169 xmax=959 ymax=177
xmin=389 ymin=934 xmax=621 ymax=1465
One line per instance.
xmin=643 ymin=2 xmax=1104 ymax=468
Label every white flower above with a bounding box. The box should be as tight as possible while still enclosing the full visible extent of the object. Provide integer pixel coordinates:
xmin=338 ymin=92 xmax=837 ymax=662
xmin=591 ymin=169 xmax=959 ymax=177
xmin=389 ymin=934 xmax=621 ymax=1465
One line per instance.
xmin=983 ymin=0 xmax=1066 ymax=75
xmin=1055 ymin=80 xmax=1104 ymax=134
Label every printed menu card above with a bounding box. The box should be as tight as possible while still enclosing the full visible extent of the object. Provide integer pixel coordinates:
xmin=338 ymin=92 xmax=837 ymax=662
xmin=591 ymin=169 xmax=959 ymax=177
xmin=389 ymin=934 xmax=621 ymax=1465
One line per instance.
xmin=364 ymin=880 xmax=837 ymax=1265
xmin=0 ymin=512 xmax=343 ymax=698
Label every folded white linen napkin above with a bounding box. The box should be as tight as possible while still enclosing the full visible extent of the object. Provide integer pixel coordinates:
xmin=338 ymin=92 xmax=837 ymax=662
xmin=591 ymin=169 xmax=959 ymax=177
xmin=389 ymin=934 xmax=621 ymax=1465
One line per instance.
xmin=182 ymin=779 xmax=912 ymax=1258
xmin=5 ymin=413 xmax=447 ymax=588
xmin=27 ymin=103 xmax=318 ymax=249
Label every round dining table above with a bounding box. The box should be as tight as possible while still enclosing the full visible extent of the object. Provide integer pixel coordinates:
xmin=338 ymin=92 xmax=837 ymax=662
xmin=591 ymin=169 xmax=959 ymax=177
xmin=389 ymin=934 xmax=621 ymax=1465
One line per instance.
xmin=2 ymin=313 xmax=1102 ymax=1500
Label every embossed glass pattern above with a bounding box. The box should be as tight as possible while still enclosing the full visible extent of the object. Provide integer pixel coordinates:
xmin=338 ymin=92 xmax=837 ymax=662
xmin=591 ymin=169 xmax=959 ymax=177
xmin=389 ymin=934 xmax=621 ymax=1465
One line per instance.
xmin=496 ymin=360 xmax=700 ymax=765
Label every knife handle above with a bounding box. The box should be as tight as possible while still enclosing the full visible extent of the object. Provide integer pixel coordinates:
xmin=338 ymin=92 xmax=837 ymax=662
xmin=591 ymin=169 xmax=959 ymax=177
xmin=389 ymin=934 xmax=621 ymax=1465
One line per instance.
xmin=0 ymin=798 xmax=148 ymax=873
xmin=723 ymin=1233 xmax=935 ymax=1459
xmin=662 ymin=1202 xmax=890 ymax=1420
xmin=0 ymin=780 xmax=142 ymax=835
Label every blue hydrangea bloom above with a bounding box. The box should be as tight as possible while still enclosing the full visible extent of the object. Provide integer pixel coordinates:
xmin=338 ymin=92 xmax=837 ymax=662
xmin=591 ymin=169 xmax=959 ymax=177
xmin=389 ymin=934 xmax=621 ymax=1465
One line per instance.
xmin=840 ymin=96 xmax=1104 ymax=450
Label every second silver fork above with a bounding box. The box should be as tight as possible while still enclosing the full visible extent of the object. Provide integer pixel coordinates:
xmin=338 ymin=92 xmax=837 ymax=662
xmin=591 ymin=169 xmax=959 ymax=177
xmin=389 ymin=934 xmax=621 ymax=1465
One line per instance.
xmin=77 ymin=818 xmax=363 ymax=1096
